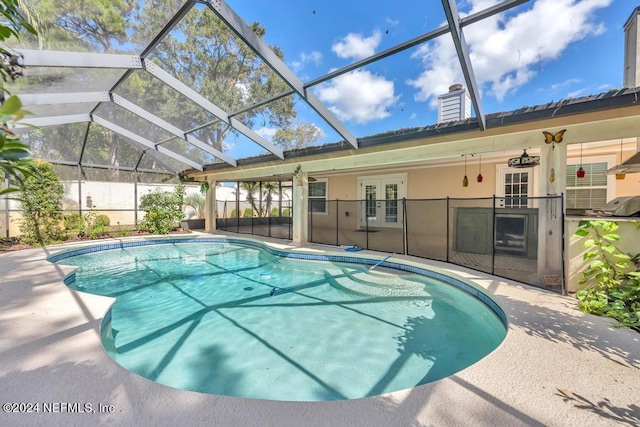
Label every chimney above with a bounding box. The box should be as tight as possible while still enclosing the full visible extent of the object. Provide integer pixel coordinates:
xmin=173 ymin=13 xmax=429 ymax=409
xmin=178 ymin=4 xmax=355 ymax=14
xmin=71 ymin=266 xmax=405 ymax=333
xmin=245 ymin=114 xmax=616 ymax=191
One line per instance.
xmin=437 ymin=84 xmax=471 ymax=123
xmin=623 ymin=6 xmax=640 ymax=88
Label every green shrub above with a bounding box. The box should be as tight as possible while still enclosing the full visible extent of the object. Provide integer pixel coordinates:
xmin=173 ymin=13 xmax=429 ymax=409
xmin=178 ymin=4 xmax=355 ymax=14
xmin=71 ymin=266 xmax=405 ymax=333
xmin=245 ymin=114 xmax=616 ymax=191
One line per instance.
xmin=83 ymin=211 xmax=106 ymax=239
xmin=95 ymin=214 xmax=110 ymax=227
xmin=138 ymin=184 xmax=185 ymax=234
xmin=230 ymin=208 xmax=237 ymax=218
xmin=574 ymin=220 xmax=640 ymax=332
xmin=64 ymin=213 xmax=85 ymax=233
xmin=282 ymin=208 xmax=291 ymax=217
xmin=270 ymin=207 xmax=280 ymax=217
xmin=243 ymin=208 xmax=254 ymax=218
xmin=18 ymin=160 xmax=65 ymax=245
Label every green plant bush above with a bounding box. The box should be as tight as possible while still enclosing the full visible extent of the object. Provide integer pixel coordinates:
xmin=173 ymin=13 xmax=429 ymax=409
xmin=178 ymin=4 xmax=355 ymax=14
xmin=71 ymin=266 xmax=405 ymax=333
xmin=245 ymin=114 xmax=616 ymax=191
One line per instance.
xmin=94 ymin=214 xmax=110 ymax=227
xmin=282 ymin=208 xmax=291 ymax=217
xmin=63 ymin=213 xmax=85 ymax=233
xmin=574 ymin=220 xmax=640 ymax=332
xmin=18 ymin=160 xmax=65 ymax=245
xmin=230 ymin=208 xmax=237 ymax=218
xmin=243 ymin=208 xmax=254 ymax=218
xmin=270 ymin=207 xmax=280 ymax=217
xmin=83 ymin=211 xmax=107 ymax=239
xmin=138 ymin=184 xmax=185 ymax=234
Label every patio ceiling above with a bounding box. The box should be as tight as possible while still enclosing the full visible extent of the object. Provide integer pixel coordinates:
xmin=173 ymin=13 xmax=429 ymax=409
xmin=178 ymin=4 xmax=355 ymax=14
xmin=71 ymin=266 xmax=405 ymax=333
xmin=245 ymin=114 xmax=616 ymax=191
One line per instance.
xmin=7 ymin=0 xmax=532 ymax=177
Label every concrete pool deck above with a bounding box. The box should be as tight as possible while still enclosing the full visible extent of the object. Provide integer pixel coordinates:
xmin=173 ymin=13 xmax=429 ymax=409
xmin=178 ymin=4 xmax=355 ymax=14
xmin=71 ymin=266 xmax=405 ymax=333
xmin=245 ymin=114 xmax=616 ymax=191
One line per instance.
xmin=1 ymin=233 xmax=639 ymax=427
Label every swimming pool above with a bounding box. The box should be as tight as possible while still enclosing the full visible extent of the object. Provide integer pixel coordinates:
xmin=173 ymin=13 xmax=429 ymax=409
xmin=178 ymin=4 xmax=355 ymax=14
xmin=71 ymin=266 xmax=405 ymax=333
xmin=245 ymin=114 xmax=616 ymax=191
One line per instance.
xmin=51 ymin=237 xmax=507 ymax=401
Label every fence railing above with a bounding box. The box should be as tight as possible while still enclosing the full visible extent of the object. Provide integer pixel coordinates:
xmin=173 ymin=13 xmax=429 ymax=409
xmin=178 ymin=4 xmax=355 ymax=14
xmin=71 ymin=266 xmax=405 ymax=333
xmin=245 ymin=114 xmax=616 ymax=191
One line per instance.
xmin=308 ymin=196 xmax=565 ymax=294
xmin=216 ymin=200 xmax=293 ymax=240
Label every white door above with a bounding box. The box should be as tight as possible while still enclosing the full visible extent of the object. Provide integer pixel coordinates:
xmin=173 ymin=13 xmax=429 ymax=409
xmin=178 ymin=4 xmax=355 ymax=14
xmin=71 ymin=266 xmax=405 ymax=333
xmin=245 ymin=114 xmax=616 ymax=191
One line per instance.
xmin=496 ymin=166 xmax=533 ymax=208
xmin=359 ymin=175 xmax=404 ymax=228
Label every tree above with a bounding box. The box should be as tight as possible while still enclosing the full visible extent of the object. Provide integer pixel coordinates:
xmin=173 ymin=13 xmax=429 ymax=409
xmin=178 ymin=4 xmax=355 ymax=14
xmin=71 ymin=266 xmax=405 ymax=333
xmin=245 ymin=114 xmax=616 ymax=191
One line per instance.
xmin=19 ymin=0 xmax=316 ymax=169
xmin=18 ymin=160 xmax=65 ymax=244
xmin=239 ymin=181 xmax=259 ymax=216
xmin=272 ymin=122 xmax=323 ymax=151
xmin=138 ymin=183 xmax=185 ymax=234
xmin=183 ymin=192 xmax=205 ymax=219
xmin=22 ymin=0 xmax=135 ymax=52
xmin=262 ymin=182 xmax=278 ymax=216
xmin=0 ymin=0 xmax=38 ymax=196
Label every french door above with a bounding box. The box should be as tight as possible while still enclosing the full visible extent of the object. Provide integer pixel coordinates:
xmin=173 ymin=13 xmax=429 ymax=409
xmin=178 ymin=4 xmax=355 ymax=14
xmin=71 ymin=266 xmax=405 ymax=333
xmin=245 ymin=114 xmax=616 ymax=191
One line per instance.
xmin=359 ymin=175 xmax=405 ymax=228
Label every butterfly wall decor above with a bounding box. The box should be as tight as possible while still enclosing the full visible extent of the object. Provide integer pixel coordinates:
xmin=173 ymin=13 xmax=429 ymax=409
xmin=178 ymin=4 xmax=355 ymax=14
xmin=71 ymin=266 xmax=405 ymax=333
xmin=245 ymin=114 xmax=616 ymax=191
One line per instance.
xmin=542 ymin=129 xmax=566 ymax=149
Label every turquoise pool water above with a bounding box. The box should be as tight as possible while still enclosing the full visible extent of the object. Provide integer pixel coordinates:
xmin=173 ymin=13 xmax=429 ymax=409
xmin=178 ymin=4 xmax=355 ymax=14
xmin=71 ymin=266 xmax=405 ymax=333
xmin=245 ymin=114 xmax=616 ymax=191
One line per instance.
xmin=58 ymin=241 xmax=506 ymax=401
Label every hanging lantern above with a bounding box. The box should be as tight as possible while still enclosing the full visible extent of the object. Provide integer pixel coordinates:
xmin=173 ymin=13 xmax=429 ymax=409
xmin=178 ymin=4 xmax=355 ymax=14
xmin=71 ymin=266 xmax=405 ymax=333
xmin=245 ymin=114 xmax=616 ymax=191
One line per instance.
xmin=462 ymin=155 xmax=469 ymax=187
xmin=576 ymin=143 xmax=586 ymax=178
xmin=616 ymin=140 xmax=626 ymax=180
xmin=477 ymin=153 xmax=483 ymax=183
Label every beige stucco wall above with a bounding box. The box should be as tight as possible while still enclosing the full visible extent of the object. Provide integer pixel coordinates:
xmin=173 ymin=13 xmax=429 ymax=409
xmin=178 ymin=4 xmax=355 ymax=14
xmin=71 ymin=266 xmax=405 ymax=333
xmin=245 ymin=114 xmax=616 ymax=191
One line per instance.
xmin=407 ymin=163 xmax=498 ymax=198
xmin=566 ymin=218 xmax=640 ymax=293
xmin=316 ymin=142 xmax=639 ymax=202
xmin=317 ymin=158 xmax=513 ymax=200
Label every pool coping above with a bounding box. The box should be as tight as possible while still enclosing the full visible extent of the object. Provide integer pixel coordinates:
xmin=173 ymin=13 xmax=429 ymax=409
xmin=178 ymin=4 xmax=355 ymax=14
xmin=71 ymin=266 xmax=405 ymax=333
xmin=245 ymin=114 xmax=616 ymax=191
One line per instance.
xmin=1 ymin=231 xmax=639 ymax=426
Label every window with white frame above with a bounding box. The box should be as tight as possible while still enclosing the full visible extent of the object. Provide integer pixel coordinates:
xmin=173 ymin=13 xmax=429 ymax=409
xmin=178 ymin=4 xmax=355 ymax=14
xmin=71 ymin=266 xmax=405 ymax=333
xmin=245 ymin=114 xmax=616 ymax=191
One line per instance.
xmin=309 ymin=179 xmax=327 ymax=214
xmin=565 ymin=162 xmax=608 ymax=210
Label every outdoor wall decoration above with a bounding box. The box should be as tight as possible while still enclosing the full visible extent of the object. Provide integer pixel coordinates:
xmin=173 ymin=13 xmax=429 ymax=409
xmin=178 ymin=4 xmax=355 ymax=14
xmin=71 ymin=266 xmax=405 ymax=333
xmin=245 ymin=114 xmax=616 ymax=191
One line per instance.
xmin=508 ymin=149 xmax=540 ymax=168
xmin=462 ymin=155 xmax=469 ymax=187
xmin=477 ymin=154 xmax=483 ymax=182
xmin=616 ymin=140 xmax=626 ymax=180
xmin=543 ymin=129 xmax=566 ymax=149
xmin=577 ymin=143 xmax=586 ymax=178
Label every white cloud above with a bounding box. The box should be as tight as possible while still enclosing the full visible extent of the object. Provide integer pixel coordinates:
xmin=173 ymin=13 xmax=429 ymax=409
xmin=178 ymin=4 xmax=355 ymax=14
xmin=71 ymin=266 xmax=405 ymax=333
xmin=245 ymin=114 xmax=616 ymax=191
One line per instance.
xmin=566 ymin=88 xmax=588 ymax=98
xmin=290 ymin=51 xmax=323 ymax=72
xmin=255 ymin=126 xmax=277 ymax=141
xmin=332 ymin=30 xmax=382 ymax=60
xmin=407 ymin=0 xmax=613 ymax=107
xmin=551 ymin=78 xmax=583 ymax=91
xmin=597 ymin=83 xmax=613 ymax=91
xmin=385 ymin=17 xmax=400 ymax=26
xmin=315 ymin=69 xmax=399 ymax=124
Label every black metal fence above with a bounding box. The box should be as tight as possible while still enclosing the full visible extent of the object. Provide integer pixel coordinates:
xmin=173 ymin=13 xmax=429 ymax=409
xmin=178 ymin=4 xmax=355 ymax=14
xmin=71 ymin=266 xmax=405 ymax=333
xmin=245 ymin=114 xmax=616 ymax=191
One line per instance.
xmin=216 ymin=199 xmax=293 ymax=240
xmin=309 ymin=196 xmax=565 ymax=294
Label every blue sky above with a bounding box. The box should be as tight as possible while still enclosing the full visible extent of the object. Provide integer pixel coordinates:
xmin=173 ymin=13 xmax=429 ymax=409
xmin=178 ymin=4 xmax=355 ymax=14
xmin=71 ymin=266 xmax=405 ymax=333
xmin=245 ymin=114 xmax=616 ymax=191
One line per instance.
xmin=221 ymin=0 xmax=630 ymax=158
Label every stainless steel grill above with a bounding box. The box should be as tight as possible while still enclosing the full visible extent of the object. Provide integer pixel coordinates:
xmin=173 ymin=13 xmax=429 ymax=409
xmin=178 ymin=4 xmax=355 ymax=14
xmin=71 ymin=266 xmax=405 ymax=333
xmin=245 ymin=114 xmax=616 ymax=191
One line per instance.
xmin=598 ymin=196 xmax=640 ymax=217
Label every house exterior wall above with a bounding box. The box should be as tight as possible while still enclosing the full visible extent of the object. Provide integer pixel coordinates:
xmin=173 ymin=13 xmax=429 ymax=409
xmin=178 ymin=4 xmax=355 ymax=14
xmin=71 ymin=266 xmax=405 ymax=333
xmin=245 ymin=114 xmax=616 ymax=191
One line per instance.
xmin=312 ymin=140 xmax=638 ymax=202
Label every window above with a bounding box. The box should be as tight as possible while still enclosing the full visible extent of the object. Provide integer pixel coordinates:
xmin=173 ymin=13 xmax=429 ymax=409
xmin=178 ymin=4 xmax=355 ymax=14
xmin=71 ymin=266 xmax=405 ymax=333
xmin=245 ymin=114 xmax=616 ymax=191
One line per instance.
xmin=566 ymin=162 xmax=608 ymax=210
xmin=385 ymin=183 xmax=398 ymax=222
xmin=308 ymin=179 xmax=327 ymax=214
xmin=504 ymin=171 xmax=529 ymax=208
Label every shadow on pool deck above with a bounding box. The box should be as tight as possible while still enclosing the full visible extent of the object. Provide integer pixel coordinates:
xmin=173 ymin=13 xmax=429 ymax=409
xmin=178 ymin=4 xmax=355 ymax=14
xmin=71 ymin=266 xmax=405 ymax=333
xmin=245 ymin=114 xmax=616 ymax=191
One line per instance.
xmin=1 ymin=235 xmax=639 ymax=426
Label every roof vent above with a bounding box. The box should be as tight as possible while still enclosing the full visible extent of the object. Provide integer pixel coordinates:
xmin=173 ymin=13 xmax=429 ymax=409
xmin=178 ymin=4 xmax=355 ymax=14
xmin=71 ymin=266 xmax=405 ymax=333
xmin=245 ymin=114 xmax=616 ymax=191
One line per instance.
xmin=449 ymin=83 xmax=463 ymax=92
